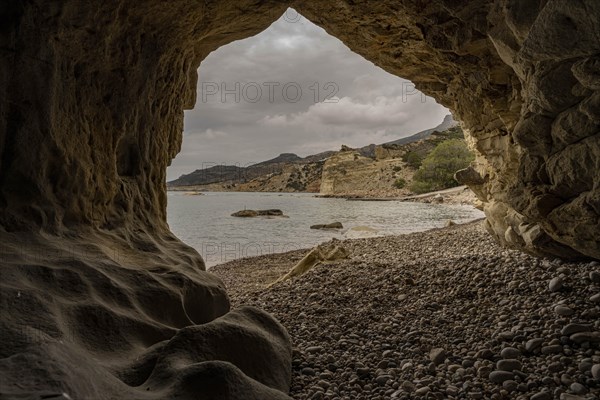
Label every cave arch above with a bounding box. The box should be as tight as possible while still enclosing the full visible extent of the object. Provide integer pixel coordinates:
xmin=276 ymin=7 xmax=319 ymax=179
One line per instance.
xmin=2 ymin=1 xmax=598 ymax=258
xmin=1 ymin=1 xmax=599 ymax=398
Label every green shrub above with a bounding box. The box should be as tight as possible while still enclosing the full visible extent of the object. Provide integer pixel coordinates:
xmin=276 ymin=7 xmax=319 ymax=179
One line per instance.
xmin=393 ymin=178 xmax=406 ymax=189
xmin=403 ymin=151 xmax=423 ymax=169
xmin=410 ymin=139 xmax=474 ymax=194
xmin=409 ymin=180 xmax=434 ymax=194
xmin=392 ymin=165 xmax=402 ymax=172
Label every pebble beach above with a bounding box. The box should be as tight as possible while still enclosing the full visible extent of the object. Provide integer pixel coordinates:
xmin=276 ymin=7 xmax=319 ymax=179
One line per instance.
xmin=211 ymin=220 xmax=600 ymax=400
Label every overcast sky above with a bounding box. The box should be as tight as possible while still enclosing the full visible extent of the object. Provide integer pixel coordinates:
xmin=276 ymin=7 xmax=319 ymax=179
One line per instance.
xmin=167 ymin=10 xmax=449 ymax=181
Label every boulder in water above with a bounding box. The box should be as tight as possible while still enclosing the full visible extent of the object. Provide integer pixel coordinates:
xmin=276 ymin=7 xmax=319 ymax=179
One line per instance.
xmin=231 ymin=209 xmax=285 ymax=217
xmin=310 ymin=222 xmax=343 ymax=230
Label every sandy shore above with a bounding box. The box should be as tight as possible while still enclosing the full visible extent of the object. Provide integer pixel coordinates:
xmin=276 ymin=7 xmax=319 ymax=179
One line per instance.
xmin=317 ymin=186 xmax=480 ymax=206
xmin=211 ymin=220 xmax=600 ymax=400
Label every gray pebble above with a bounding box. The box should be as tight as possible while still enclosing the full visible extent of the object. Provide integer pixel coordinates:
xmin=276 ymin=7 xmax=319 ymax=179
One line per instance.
xmin=525 ymin=338 xmax=544 ymax=352
xmin=306 ymin=346 xmax=323 ymax=354
xmin=569 ymin=382 xmax=588 ymax=395
xmin=531 ymin=391 xmax=552 ymax=400
xmin=592 ymin=364 xmax=600 ymax=379
xmin=496 ymin=359 xmax=522 ymax=372
xmin=561 ymin=323 xmax=592 ymax=336
xmin=429 ymin=347 xmax=446 ymax=366
xmin=560 ymin=394 xmax=587 ymax=400
xmin=488 ymin=370 xmax=514 ymax=384
xmin=570 ymin=332 xmax=600 ymax=344
xmin=414 ymin=386 xmax=430 ymax=395
xmin=375 ymin=375 xmax=391 ymax=386
xmin=554 ymin=305 xmax=575 ymax=316
xmin=549 ymin=276 xmax=564 ymax=292
xmin=541 ymin=345 xmax=563 ymax=354
xmin=502 ymin=379 xmax=518 ymax=392
xmin=500 ymin=347 xmax=520 ymax=359
xmin=578 ymin=359 xmax=593 ymax=373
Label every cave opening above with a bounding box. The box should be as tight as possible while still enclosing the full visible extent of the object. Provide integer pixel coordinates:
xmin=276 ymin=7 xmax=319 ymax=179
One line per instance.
xmin=165 ymin=9 xmax=469 ymax=267
xmin=1 ymin=1 xmax=599 ymax=399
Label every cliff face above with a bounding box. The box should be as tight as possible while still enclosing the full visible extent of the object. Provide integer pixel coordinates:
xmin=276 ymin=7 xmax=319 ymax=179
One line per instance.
xmin=294 ymin=1 xmax=600 ymax=260
xmin=1 ymin=0 xmax=599 ymax=398
xmin=319 ymin=127 xmax=465 ymax=197
xmin=320 ymin=148 xmax=410 ymax=197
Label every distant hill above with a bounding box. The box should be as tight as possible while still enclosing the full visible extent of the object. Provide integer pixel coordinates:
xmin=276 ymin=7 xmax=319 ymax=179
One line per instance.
xmin=251 ymin=153 xmax=302 ymax=166
xmin=168 ymin=165 xmax=245 ymax=187
xmin=167 ymin=114 xmax=459 ymax=192
xmin=168 ymin=151 xmax=336 ymax=187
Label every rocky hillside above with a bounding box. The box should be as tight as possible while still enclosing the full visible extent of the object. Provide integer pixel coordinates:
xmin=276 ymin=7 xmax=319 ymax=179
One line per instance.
xmin=168 ymin=151 xmax=334 ymax=192
xmin=381 ymin=114 xmax=458 ymax=146
xmin=320 ymin=126 xmax=466 ymax=198
xmin=168 ymin=152 xmax=333 ymax=187
xmin=168 ymin=115 xmax=462 ymax=196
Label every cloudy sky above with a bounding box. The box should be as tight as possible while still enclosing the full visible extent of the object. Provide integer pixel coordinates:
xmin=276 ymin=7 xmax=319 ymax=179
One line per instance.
xmin=167 ymin=10 xmax=449 ymax=181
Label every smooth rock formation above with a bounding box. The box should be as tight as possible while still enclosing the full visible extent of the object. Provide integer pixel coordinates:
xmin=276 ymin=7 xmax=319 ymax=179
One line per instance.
xmin=268 ymin=239 xmax=349 ymax=286
xmin=1 ymin=0 xmax=599 ymax=398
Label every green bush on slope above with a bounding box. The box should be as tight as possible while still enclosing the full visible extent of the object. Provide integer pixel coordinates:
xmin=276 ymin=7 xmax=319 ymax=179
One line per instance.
xmin=410 ymin=139 xmax=474 ymax=194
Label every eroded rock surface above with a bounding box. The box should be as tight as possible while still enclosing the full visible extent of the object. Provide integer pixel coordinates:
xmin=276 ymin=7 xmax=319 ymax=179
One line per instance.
xmin=292 ymin=0 xmax=600 ymax=259
xmin=0 ymin=0 xmax=599 ymax=398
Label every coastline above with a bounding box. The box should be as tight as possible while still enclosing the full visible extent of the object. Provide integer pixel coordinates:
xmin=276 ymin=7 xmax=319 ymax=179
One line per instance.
xmin=317 ymin=185 xmax=479 ymax=206
xmin=211 ymin=220 xmax=600 ymax=399
xmin=168 ymin=185 xmax=480 ymax=206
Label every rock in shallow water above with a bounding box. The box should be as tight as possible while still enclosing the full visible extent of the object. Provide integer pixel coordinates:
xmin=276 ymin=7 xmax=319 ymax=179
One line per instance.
xmin=310 ymin=222 xmax=343 ymax=230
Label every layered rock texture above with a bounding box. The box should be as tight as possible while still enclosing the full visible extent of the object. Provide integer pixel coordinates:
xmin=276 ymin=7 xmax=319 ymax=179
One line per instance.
xmin=0 ymin=0 xmax=599 ymax=398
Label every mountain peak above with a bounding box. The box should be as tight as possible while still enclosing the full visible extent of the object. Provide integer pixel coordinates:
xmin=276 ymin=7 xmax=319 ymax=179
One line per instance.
xmin=381 ymin=114 xmax=457 ymax=146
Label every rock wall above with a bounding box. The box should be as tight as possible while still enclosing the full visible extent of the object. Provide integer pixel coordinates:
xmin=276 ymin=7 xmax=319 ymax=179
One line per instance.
xmin=1 ymin=0 xmax=599 ymax=398
xmin=0 ymin=1 xmax=295 ymax=398
xmin=293 ymin=0 xmax=600 ymax=260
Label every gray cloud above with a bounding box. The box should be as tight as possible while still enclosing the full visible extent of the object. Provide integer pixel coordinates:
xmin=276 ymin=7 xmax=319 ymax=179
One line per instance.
xmin=167 ymin=10 xmax=449 ymax=181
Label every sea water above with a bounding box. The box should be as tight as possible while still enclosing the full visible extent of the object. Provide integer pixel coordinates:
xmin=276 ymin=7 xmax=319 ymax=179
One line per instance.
xmin=167 ymin=191 xmax=485 ymax=267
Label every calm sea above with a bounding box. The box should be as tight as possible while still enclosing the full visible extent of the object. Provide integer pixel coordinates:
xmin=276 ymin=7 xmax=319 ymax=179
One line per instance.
xmin=166 ymin=192 xmax=485 ymax=267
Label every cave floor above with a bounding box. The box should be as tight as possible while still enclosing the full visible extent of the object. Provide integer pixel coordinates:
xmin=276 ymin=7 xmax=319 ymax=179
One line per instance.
xmin=212 ymin=220 xmax=600 ymax=399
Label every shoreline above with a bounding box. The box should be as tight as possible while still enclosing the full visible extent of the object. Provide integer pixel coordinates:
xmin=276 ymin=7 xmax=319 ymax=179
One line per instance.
xmin=168 ymin=185 xmax=480 ymax=207
xmin=211 ymin=220 xmax=600 ymax=399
